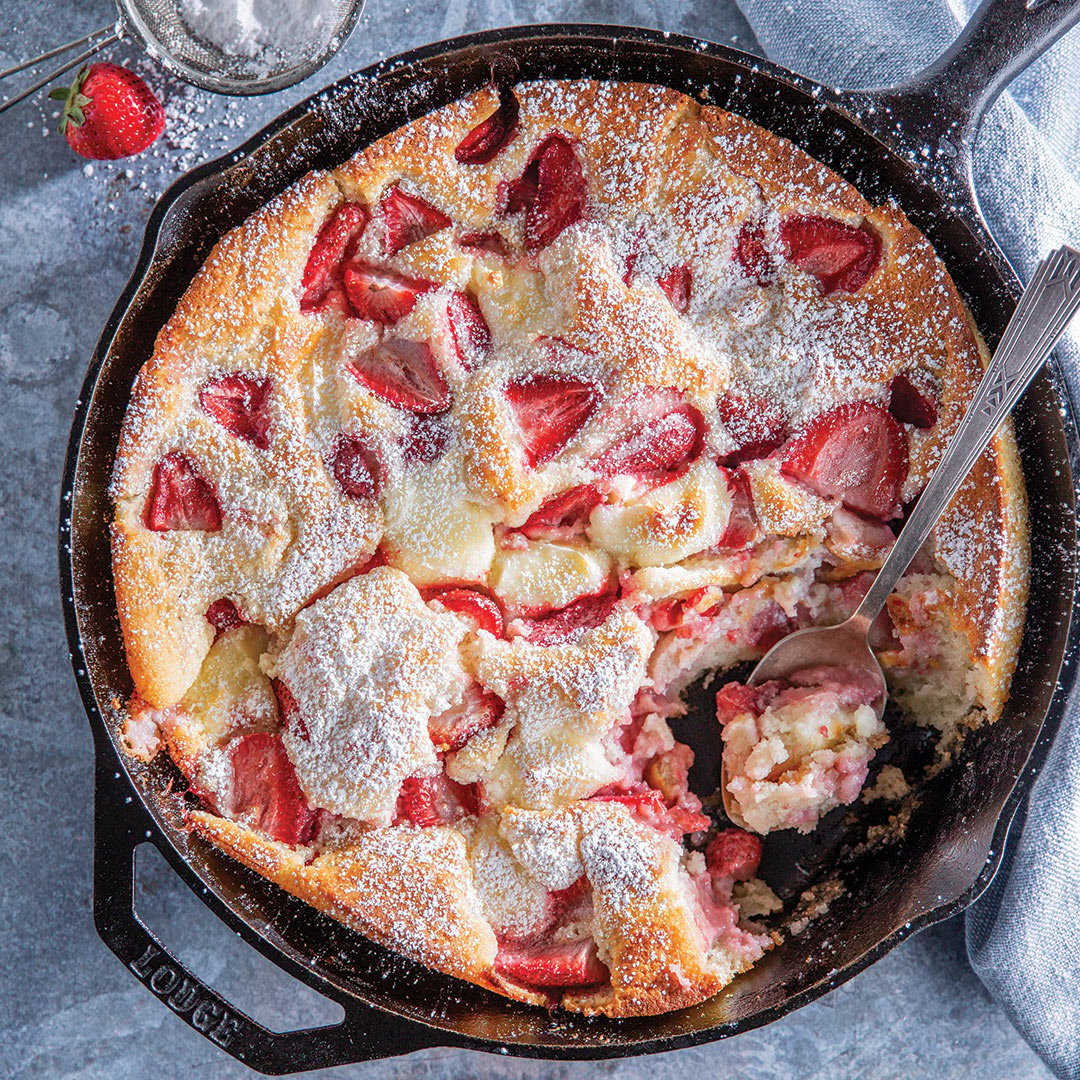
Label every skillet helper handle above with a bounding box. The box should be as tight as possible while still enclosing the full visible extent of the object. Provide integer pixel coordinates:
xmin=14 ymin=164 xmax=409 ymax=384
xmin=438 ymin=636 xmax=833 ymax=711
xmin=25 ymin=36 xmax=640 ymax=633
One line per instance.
xmin=856 ymin=246 xmax=1080 ymax=623
xmin=92 ymin=762 xmax=438 ymax=1072
xmin=843 ymin=0 xmax=1080 ymax=194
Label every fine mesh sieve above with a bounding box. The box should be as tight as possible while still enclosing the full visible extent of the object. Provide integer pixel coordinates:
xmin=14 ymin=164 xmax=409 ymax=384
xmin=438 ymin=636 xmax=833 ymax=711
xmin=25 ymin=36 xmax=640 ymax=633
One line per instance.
xmin=0 ymin=0 xmax=365 ymax=114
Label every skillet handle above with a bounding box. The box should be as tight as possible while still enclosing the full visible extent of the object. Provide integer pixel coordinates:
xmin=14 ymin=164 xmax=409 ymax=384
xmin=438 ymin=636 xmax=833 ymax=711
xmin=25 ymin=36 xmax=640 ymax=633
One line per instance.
xmin=92 ymin=756 xmax=441 ymax=1073
xmin=842 ymin=0 xmax=1080 ymax=201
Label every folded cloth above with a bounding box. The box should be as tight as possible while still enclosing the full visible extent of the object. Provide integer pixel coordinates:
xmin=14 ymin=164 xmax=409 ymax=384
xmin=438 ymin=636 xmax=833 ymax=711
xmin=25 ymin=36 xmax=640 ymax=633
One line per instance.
xmin=729 ymin=1 xmax=1080 ymax=1075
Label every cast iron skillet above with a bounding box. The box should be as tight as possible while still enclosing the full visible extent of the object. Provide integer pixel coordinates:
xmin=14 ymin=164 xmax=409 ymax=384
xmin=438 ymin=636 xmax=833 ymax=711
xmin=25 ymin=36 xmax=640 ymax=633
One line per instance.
xmin=60 ymin=0 xmax=1080 ymax=1071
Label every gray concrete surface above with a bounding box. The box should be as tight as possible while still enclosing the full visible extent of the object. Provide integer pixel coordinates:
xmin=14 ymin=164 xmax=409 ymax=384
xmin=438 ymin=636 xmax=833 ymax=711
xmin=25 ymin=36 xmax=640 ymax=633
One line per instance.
xmin=0 ymin=0 xmax=1055 ymax=1076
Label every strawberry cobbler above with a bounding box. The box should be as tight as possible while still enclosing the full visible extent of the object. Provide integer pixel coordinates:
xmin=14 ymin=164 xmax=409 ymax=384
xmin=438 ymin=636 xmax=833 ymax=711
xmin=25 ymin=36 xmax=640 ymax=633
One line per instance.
xmin=112 ymin=79 xmax=1028 ymax=1017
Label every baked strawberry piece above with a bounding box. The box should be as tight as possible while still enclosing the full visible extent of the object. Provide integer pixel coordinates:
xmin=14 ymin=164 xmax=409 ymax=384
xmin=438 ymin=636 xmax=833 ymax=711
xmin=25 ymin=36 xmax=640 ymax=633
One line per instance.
xmin=444 ymin=291 xmax=492 ymax=370
xmin=519 ymin=591 xmax=617 ymax=645
xmin=455 ymin=85 xmax=520 ymax=164
xmin=781 ymin=401 xmax=908 ymax=520
xmin=227 ymin=732 xmax=318 ymax=845
xmin=657 ymin=263 xmax=692 ymax=313
xmin=381 ymin=184 xmax=451 ymax=255
xmin=889 ymin=372 xmax=939 ymax=429
xmin=706 ymin=828 xmax=763 ymax=882
xmin=301 ymin=203 xmax=370 ymax=313
xmin=205 ymin=598 xmax=246 ymax=636
xmin=717 ymin=391 xmax=787 ymax=465
xmin=342 ymin=262 xmax=437 ymax=325
xmin=330 ymin=436 xmax=381 ymax=500
xmin=494 ymin=938 xmax=608 ymax=989
xmin=519 ymin=484 xmax=603 ymax=540
xmin=347 ymin=339 xmax=450 ymax=414
xmin=422 ymin=586 xmax=505 ymax=637
xmin=779 ymin=214 xmax=881 ymax=295
xmin=144 ymin=453 xmax=222 ymax=532
xmin=593 ymin=389 xmax=704 ymax=483
xmin=506 ymin=374 xmax=601 ymax=466
xmin=394 ymin=772 xmax=478 ymax=826
xmin=199 ymin=374 xmax=272 ymax=449
xmin=734 ymin=221 xmax=774 ymax=285
xmin=427 ymin=683 xmax=505 ymax=751
xmin=502 ymin=134 xmax=587 ymax=250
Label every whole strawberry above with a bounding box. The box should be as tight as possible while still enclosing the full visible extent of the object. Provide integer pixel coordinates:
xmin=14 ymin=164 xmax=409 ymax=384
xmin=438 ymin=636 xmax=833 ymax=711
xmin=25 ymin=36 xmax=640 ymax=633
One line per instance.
xmin=49 ymin=63 xmax=164 ymax=160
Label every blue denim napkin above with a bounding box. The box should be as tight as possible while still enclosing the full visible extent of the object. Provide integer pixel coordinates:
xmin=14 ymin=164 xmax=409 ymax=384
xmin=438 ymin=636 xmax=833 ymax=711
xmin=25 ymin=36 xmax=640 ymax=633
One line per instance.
xmin=729 ymin=2 xmax=1080 ymax=1075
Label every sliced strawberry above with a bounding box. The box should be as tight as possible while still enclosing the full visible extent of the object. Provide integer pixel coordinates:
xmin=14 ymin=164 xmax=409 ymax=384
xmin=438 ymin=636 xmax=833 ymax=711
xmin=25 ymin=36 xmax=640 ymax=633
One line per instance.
xmin=399 ymin=412 xmax=452 ymax=465
xmin=455 ymin=84 xmax=520 ymax=164
xmin=888 ymin=372 xmax=938 ymax=429
xmin=781 ymin=401 xmax=908 ymax=520
xmin=381 ymin=184 xmax=451 ymax=256
xmin=501 ymin=166 xmax=539 ymax=216
xmin=198 ymin=373 xmax=272 ymax=449
xmin=506 ymin=374 xmax=601 ymax=467
xmin=591 ymin=787 xmax=708 ymax=838
xmin=657 ymin=262 xmax=692 ymax=314
xmin=228 ymin=732 xmax=317 ymax=845
xmin=145 ymin=453 xmax=222 ymax=532
xmin=445 ymin=290 xmax=492 ymax=370
xmin=779 ymin=214 xmax=881 ymax=295
xmin=715 ymin=682 xmax=761 ymax=726
xmin=205 ymin=598 xmax=245 ymax=635
xmin=523 ymin=591 xmax=617 ymax=645
xmin=395 ymin=773 xmax=478 ymax=827
xmin=330 ymin=436 xmax=381 ymax=500
xmin=347 ymin=338 xmax=450 ymax=414
xmin=734 ymin=220 xmax=774 ymax=285
xmin=716 ymin=466 xmax=759 ymax=550
xmin=394 ymin=775 xmax=440 ymax=828
xmin=706 ymin=828 xmax=762 ymax=881
xmin=520 ymin=484 xmax=602 ymax=540
xmin=649 ymin=599 xmax=687 ymax=633
xmin=494 ymin=939 xmax=608 ymax=989
xmin=545 ymin=876 xmax=592 ymax=926
xmin=593 ymin=391 xmax=704 ymax=482
xmin=502 ymin=134 xmax=587 ymax=251
xmin=300 ymin=202 xmax=370 ymax=314
xmin=342 ymin=261 xmax=437 ymax=325
xmin=428 ymin=683 xmax=506 ymax=752
xmin=743 ymin=602 xmax=797 ymax=652
xmin=423 ymin=586 xmax=506 ymax=637
xmin=272 ymin=679 xmax=308 ymax=741
xmin=716 ymin=390 xmax=787 ymax=465
xmin=457 ymin=230 xmax=513 ymax=258
xmin=668 ymin=804 xmax=713 ymax=835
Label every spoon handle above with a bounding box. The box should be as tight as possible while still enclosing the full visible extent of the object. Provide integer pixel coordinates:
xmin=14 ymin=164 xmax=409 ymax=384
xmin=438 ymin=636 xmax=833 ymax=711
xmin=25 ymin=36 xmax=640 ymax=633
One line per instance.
xmin=853 ymin=245 xmax=1080 ymax=628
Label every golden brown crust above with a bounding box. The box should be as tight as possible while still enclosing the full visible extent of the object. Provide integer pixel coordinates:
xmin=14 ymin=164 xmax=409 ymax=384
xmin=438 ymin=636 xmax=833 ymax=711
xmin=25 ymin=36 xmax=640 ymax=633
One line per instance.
xmin=189 ymin=811 xmax=501 ymax=987
xmin=111 ymin=78 xmax=1029 ymax=1018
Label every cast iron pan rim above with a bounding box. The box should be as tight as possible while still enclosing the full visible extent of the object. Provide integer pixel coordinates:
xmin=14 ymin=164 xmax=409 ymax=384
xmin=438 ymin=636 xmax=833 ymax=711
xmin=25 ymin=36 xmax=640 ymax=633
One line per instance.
xmin=59 ymin=22 xmax=1080 ymax=1062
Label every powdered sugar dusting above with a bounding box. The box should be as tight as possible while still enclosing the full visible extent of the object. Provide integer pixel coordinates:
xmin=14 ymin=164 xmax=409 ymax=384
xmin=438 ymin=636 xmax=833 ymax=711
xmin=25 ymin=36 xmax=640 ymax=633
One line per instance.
xmin=113 ymin=76 xmax=1029 ymax=1017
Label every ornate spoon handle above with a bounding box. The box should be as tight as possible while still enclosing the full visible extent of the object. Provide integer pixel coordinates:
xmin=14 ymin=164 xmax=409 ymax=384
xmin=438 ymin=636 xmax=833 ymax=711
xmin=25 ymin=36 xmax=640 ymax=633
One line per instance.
xmin=853 ymin=246 xmax=1080 ymax=628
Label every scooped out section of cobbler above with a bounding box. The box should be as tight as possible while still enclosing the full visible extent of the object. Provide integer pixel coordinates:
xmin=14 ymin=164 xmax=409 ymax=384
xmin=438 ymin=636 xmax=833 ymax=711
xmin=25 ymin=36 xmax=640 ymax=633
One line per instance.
xmin=718 ymin=666 xmax=887 ymax=835
xmin=111 ymin=78 xmax=1029 ymax=1018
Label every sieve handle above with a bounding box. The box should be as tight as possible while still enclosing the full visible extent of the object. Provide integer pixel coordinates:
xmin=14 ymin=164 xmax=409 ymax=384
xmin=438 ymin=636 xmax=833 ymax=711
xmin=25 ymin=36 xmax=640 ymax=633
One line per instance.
xmin=0 ymin=25 xmax=121 ymax=115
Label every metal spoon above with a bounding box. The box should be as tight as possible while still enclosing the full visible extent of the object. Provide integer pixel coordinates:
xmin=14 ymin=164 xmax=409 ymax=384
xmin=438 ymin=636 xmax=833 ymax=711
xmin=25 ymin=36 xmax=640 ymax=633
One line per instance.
xmin=721 ymin=245 xmax=1080 ymax=829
